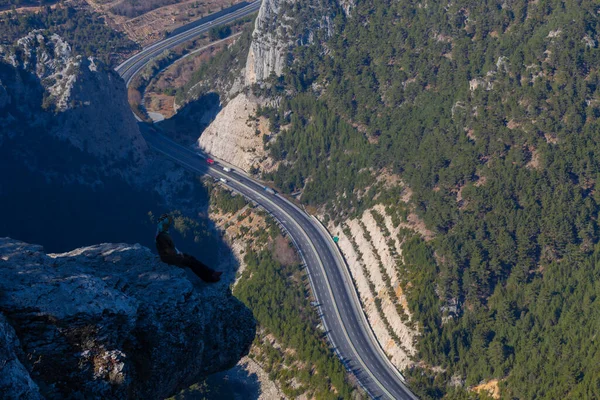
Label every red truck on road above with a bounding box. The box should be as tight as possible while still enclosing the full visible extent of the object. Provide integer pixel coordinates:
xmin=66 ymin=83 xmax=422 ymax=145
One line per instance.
xmin=206 ymin=158 xmax=215 ymax=165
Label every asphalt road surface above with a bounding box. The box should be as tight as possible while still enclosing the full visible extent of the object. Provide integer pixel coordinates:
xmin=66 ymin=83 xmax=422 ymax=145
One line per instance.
xmin=141 ymin=128 xmax=417 ymax=400
xmin=115 ymin=1 xmax=261 ymax=86
xmin=116 ymin=4 xmax=418 ymax=397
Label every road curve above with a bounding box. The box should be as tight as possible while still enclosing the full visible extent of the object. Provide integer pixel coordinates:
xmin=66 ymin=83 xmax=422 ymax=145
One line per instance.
xmin=142 ymin=128 xmax=417 ymax=400
xmin=115 ymin=1 xmax=260 ymax=87
xmin=115 ymin=5 xmax=417 ymax=398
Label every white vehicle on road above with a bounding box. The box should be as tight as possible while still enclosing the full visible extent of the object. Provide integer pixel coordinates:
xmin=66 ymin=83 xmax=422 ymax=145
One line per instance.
xmin=219 ymin=177 xmax=228 ymax=183
xmin=223 ymin=167 xmax=232 ymax=172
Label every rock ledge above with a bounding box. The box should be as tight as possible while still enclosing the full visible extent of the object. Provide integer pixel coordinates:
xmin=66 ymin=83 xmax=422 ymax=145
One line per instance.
xmin=0 ymin=238 xmax=255 ymax=399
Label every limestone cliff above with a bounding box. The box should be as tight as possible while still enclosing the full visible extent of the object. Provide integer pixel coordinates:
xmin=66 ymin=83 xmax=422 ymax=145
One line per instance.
xmin=244 ymin=0 xmax=291 ymax=85
xmin=0 ymin=31 xmax=146 ymax=167
xmin=245 ymin=0 xmax=337 ymax=85
xmin=0 ymin=238 xmax=255 ymax=399
xmin=197 ymin=93 xmax=277 ymax=173
xmin=0 ymin=31 xmax=210 ymax=253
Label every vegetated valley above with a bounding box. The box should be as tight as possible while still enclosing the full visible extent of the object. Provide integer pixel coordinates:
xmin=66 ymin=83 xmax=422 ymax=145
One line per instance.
xmin=0 ymin=2 xmax=365 ymax=399
xmin=207 ymin=185 xmax=358 ymax=399
xmin=254 ymin=0 xmax=600 ymax=398
xmin=3 ymin=0 xmax=600 ymax=398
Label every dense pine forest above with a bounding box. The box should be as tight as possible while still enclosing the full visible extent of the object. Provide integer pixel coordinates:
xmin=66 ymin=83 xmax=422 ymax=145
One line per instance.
xmin=258 ymin=0 xmax=600 ymax=398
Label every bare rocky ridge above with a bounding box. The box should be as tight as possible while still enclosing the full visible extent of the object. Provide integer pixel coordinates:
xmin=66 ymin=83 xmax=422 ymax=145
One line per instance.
xmin=245 ymin=0 xmax=337 ymax=85
xmin=0 ymin=31 xmax=146 ymax=165
xmin=0 ymin=237 xmax=255 ymax=399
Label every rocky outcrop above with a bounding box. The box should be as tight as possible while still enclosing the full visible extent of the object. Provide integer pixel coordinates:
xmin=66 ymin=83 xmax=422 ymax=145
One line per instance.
xmin=245 ymin=0 xmax=291 ymax=85
xmin=245 ymin=0 xmax=337 ymax=85
xmin=198 ymin=93 xmax=277 ymax=173
xmin=0 ymin=238 xmax=255 ymax=399
xmin=0 ymin=31 xmax=223 ymax=260
xmin=0 ymin=31 xmax=146 ymax=165
xmin=2 ymin=32 xmax=80 ymax=113
xmin=338 ymin=0 xmax=356 ymax=15
xmin=0 ymin=314 xmax=42 ymax=400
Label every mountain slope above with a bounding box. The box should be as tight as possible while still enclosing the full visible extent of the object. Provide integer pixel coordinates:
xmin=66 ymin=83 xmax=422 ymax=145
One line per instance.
xmin=246 ymin=0 xmax=600 ymax=398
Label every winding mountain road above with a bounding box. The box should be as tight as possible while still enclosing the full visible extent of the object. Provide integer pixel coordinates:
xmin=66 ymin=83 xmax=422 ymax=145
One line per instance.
xmin=115 ymin=1 xmax=260 ymax=87
xmin=116 ymin=5 xmax=417 ymax=399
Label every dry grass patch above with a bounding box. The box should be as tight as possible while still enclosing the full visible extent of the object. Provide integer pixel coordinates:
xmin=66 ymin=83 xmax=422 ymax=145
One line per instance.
xmin=526 ymin=146 xmax=541 ymax=170
xmin=84 ymin=0 xmax=246 ymax=46
xmin=403 ymin=213 xmax=434 ymax=241
xmin=272 ymin=235 xmax=299 ymax=267
xmin=471 ymin=379 xmax=501 ymax=399
xmin=144 ymin=92 xmax=176 ymax=119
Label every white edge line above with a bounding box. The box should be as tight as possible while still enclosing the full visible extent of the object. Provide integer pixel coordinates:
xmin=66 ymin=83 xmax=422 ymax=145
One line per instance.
xmin=310 ymin=215 xmax=419 ymax=400
xmin=146 ymin=137 xmax=396 ymax=399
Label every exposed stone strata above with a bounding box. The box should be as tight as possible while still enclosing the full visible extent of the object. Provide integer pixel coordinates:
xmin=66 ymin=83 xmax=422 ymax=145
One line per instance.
xmin=0 ymin=238 xmax=255 ymax=399
xmin=375 ymin=204 xmax=412 ymax=313
xmin=245 ymin=0 xmax=292 ymax=85
xmin=198 ymin=93 xmax=277 ymax=173
xmin=330 ymin=205 xmax=418 ymax=370
xmin=335 ymin=226 xmax=414 ymax=369
xmin=245 ymin=0 xmax=338 ymax=84
xmin=348 ymin=219 xmax=414 ymax=345
xmin=4 ymin=31 xmax=84 ymax=113
xmin=359 ymin=210 xmax=417 ymax=350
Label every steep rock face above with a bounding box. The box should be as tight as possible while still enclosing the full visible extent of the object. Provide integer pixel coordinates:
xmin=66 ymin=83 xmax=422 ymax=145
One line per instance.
xmin=198 ymin=93 xmax=277 ymax=172
xmin=245 ymin=0 xmax=337 ymax=85
xmin=245 ymin=0 xmax=291 ymax=85
xmin=0 ymin=31 xmax=222 ymax=258
xmin=0 ymin=31 xmax=146 ymax=165
xmin=0 ymin=238 xmax=255 ymax=399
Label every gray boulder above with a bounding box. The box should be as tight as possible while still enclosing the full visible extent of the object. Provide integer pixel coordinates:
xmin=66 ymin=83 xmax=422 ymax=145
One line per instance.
xmin=0 ymin=314 xmax=42 ymax=400
xmin=0 ymin=238 xmax=255 ymax=399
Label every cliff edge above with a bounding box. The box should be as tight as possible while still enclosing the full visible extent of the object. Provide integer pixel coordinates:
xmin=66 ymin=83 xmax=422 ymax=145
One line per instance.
xmin=0 ymin=238 xmax=255 ymax=399
xmin=0 ymin=31 xmax=147 ymax=168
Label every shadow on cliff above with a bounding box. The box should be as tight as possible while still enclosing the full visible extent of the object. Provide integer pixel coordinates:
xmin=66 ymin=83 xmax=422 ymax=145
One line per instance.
xmin=0 ymin=64 xmax=237 ymax=279
xmin=157 ymin=92 xmax=221 ymax=146
xmin=1 ymin=61 xmax=258 ymax=397
xmin=173 ymin=364 xmax=262 ymax=400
